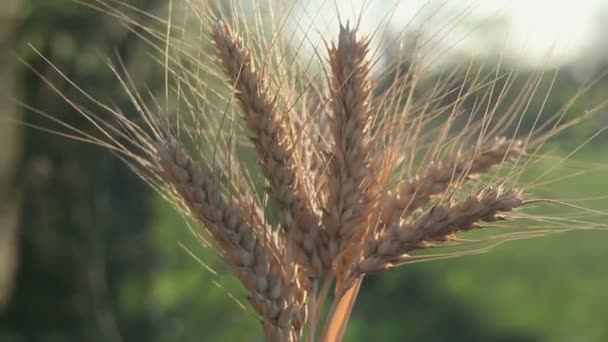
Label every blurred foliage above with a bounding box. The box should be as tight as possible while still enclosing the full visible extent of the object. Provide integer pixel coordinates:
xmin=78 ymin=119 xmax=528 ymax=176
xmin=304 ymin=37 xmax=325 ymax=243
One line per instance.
xmin=2 ymin=0 xmax=160 ymax=341
xmin=1 ymin=1 xmax=607 ymax=342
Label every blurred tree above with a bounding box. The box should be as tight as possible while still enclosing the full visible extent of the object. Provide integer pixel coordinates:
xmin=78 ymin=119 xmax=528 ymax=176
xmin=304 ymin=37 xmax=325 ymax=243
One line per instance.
xmin=0 ymin=0 xmax=161 ymax=340
xmin=0 ymin=0 xmax=21 ymax=315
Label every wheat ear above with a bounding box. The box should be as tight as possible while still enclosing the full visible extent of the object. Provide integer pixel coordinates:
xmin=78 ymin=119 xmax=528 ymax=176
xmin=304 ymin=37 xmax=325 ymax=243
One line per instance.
xmin=323 ymin=23 xmax=375 ymax=265
xmin=358 ymin=186 xmax=524 ymax=276
xmin=382 ymin=137 xmax=525 ymax=227
xmin=211 ymin=21 xmax=326 ymax=277
xmin=156 ymin=137 xmax=305 ymax=341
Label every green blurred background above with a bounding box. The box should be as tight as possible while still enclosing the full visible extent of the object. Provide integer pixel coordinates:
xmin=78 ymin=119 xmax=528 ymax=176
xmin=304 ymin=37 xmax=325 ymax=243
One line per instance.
xmin=1 ymin=0 xmax=608 ymax=341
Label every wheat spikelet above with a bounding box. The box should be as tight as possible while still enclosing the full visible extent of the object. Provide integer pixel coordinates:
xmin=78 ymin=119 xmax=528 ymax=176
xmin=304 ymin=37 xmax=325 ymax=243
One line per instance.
xmin=156 ymin=136 xmax=305 ymax=341
xmin=211 ymin=20 xmax=326 ymax=277
xmin=382 ymin=137 xmax=525 ymax=228
xmin=289 ymin=88 xmax=332 ymax=210
xmin=234 ymin=195 xmax=286 ymax=261
xmin=357 ymin=186 xmax=524 ymax=276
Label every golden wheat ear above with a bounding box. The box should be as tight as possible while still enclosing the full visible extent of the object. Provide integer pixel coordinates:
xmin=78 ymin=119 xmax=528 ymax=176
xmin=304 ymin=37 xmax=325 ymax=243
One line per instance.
xmin=155 ymin=136 xmax=306 ymax=341
xmin=356 ymin=186 xmax=524 ymax=277
xmin=382 ymin=137 xmax=525 ymax=228
xmin=322 ymin=23 xmax=376 ymax=269
xmin=211 ymin=20 xmax=328 ymax=279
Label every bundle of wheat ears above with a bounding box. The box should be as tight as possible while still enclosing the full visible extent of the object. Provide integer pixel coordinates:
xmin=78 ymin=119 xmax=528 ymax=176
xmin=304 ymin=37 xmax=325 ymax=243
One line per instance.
xmin=23 ymin=0 xmax=608 ymax=341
